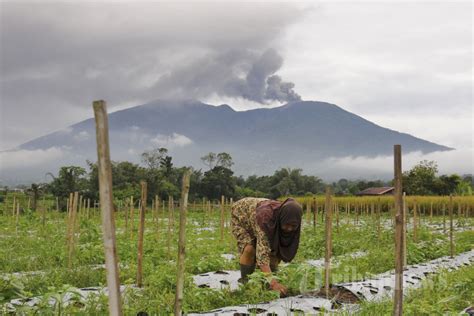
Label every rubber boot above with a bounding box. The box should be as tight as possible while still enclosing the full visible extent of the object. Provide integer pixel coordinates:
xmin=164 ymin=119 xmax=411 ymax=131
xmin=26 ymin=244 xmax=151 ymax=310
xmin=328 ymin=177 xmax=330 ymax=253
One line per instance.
xmin=238 ymin=264 xmax=256 ymax=284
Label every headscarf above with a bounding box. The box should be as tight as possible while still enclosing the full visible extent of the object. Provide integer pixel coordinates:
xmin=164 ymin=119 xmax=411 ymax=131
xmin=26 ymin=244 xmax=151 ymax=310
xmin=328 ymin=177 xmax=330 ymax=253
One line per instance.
xmin=255 ymin=198 xmax=303 ymax=262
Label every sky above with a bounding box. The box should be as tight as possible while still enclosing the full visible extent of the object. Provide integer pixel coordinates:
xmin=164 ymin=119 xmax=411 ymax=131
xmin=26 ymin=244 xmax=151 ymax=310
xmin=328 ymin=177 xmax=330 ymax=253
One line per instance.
xmin=0 ymin=1 xmax=473 ymax=179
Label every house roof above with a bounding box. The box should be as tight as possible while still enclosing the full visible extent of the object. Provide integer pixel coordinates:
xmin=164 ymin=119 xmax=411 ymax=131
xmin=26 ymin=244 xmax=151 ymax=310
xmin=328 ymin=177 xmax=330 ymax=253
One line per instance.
xmin=357 ymin=187 xmax=394 ymax=195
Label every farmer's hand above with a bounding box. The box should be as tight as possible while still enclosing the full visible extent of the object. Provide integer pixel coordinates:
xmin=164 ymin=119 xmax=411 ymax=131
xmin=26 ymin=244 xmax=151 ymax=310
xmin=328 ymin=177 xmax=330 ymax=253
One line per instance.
xmin=270 ymin=279 xmax=288 ymax=297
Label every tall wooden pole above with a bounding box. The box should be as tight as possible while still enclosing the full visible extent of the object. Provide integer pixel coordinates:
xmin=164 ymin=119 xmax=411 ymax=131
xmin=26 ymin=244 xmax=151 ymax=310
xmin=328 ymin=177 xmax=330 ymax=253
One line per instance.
xmin=93 ymin=100 xmax=122 ymax=316
xmin=137 ymin=181 xmax=147 ymax=288
xmin=174 ymin=170 xmax=191 ymax=316
xmin=393 ymin=144 xmax=404 ymax=316
xmin=324 ymin=187 xmax=333 ymax=298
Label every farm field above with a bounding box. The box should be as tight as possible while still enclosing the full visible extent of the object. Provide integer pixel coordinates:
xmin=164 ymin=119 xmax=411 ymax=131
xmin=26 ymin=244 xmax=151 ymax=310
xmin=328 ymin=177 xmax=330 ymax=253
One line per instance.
xmin=1 ymin=194 xmax=473 ymax=314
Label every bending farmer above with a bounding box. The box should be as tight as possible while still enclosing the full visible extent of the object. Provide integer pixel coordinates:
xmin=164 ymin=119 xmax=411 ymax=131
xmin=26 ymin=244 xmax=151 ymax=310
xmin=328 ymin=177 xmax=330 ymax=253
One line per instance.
xmin=231 ymin=197 xmax=303 ymax=296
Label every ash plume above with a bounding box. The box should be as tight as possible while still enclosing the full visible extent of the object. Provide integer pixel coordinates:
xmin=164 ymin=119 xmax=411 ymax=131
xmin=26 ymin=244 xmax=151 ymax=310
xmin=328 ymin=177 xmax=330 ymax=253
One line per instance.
xmin=152 ymin=48 xmax=301 ymax=104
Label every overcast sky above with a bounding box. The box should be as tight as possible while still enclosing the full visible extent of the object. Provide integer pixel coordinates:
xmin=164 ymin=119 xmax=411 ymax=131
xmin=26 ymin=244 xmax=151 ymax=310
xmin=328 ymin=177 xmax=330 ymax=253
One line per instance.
xmin=1 ymin=1 xmax=472 ymax=176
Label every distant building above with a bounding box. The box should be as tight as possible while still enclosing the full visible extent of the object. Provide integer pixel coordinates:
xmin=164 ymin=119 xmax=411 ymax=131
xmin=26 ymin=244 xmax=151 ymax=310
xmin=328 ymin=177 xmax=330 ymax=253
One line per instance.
xmin=356 ymin=187 xmax=394 ymax=196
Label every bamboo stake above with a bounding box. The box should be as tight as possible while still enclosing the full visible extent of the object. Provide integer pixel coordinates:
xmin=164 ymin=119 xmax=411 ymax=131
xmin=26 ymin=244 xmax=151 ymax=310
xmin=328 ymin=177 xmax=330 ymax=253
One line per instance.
xmin=155 ymin=195 xmax=160 ymax=239
xmin=68 ymin=191 xmax=79 ymax=268
xmin=442 ymin=203 xmax=446 ymax=233
xmin=173 ymin=170 xmax=191 ymax=316
xmin=93 ymin=100 xmax=122 ymax=315
xmin=220 ymin=195 xmax=225 ymax=241
xmin=449 ymin=194 xmax=454 ymax=258
xmin=313 ymin=198 xmax=317 ymax=229
xmin=315 ymin=200 xmax=319 ymax=228
xmin=167 ymin=196 xmax=173 ymax=256
xmin=87 ymin=198 xmax=90 ymax=219
xmin=324 ymin=187 xmax=333 ymax=298
xmin=402 ymin=192 xmax=407 ymax=268
xmin=137 ymin=181 xmax=147 ymax=288
xmin=393 ymin=144 xmax=404 ymax=316
xmin=124 ymin=199 xmax=129 ymax=233
xmin=12 ymin=196 xmax=16 ymax=217
xmin=130 ymin=196 xmax=134 ymax=240
xmin=79 ymin=195 xmax=83 ymax=221
xmin=3 ymin=196 xmax=8 ymax=216
xmin=162 ymin=199 xmax=165 ymax=232
xmin=377 ymin=201 xmax=381 ymax=240
xmin=15 ymin=201 xmax=20 ymax=234
xmin=306 ymin=200 xmax=311 ymax=224
xmin=41 ymin=196 xmax=46 ymax=226
xmin=413 ymin=200 xmax=417 ymax=243
xmin=66 ymin=194 xmax=72 ymax=242
xmin=151 ymin=198 xmax=155 ymax=223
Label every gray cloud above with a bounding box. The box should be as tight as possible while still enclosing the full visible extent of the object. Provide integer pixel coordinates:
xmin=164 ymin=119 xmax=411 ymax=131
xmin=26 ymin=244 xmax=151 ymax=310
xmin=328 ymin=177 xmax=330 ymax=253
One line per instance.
xmin=0 ymin=2 xmax=303 ymax=149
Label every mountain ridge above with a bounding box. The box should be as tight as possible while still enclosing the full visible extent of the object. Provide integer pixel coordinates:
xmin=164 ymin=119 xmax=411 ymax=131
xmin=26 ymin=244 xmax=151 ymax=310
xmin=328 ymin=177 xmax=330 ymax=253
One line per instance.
xmin=15 ymin=99 xmax=452 ymax=178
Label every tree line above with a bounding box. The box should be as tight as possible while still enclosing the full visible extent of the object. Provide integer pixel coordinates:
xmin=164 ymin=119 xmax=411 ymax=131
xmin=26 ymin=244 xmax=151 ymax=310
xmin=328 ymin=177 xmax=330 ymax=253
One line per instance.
xmin=2 ymin=149 xmax=472 ymax=211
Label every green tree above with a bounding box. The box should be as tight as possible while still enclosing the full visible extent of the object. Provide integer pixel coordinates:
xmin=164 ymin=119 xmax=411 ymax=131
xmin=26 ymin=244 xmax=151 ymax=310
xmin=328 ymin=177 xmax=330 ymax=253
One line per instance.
xmin=141 ymin=147 xmax=168 ymax=170
xmin=47 ymin=166 xmax=88 ymax=210
xmin=201 ymin=152 xmax=217 ymax=170
xmin=402 ymin=160 xmax=438 ymax=195
xmin=201 ymin=166 xmax=236 ymax=200
xmin=216 ymin=152 xmax=234 ymax=169
xmin=433 ymin=174 xmax=462 ymax=195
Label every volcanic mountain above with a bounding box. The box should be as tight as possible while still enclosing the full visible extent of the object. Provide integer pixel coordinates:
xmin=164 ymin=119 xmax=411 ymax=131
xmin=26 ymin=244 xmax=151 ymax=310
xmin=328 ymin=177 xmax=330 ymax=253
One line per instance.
xmin=16 ymin=99 xmax=451 ymax=177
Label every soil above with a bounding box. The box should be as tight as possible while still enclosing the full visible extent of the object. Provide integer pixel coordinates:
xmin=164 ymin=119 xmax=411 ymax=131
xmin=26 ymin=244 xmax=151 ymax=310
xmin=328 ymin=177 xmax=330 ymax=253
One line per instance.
xmin=302 ymin=285 xmax=360 ymax=304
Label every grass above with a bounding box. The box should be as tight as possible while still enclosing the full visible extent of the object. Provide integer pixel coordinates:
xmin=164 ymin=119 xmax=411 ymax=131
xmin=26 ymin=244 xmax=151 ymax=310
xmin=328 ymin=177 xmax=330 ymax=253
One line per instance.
xmin=360 ymin=264 xmax=474 ymax=315
xmin=0 ymin=199 xmax=472 ymax=314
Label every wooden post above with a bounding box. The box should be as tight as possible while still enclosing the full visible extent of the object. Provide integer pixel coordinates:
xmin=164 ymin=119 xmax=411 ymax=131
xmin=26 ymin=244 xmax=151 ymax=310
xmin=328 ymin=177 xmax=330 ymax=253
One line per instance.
xmin=167 ymin=196 xmax=173 ymax=256
xmin=220 ymin=195 xmax=225 ymax=241
xmin=162 ymin=199 xmax=165 ymax=232
xmin=93 ymin=100 xmax=123 ymax=315
xmin=130 ymin=196 xmax=134 ymax=240
xmin=413 ymin=200 xmax=417 ymax=243
xmin=137 ymin=181 xmax=147 ymax=288
xmin=313 ymin=198 xmax=317 ymax=229
xmin=173 ymin=170 xmax=191 ymax=316
xmin=151 ymin=199 xmax=155 ymax=223
xmin=377 ymin=200 xmax=381 ymax=240
xmin=79 ymin=195 xmax=83 ymax=221
xmin=12 ymin=196 xmax=16 ymax=217
xmin=402 ymin=192 xmax=407 ymax=268
xmin=393 ymin=144 xmax=404 ymax=316
xmin=15 ymin=201 xmax=20 ymax=234
xmin=324 ymin=187 xmax=333 ymax=298
xmin=41 ymin=196 xmax=46 ymax=226
xmin=155 ymin=195 xmax=160 ymax=239
xmin=442 ymin=203 xmax=446 ymax=233
xmin=68 ymin=191 xmax=79 ymax=268
xmin=449 ymin=194 xmax=454 ymax=258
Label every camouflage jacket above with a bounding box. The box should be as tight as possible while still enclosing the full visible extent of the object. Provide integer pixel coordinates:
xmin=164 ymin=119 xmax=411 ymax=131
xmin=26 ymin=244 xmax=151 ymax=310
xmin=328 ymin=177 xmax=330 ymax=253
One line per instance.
xmin=230 ymin=197 xmax=273 ymax=266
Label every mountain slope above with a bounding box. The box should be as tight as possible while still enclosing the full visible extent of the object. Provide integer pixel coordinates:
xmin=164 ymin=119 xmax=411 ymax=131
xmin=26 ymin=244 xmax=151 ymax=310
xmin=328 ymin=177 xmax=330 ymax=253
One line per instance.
xmin=18 ymin=99 xmax=451 ymax=176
